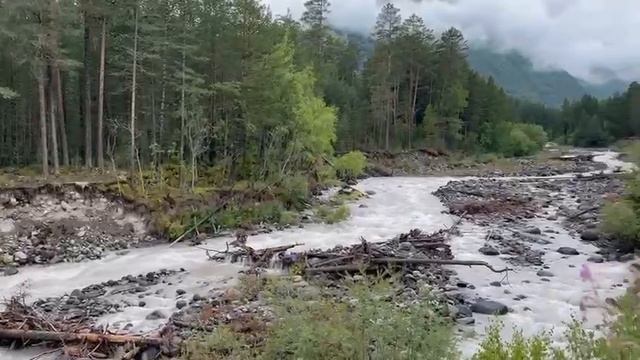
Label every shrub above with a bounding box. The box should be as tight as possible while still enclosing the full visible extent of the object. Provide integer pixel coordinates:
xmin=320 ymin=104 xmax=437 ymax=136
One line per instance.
xmin=601 ymin=200 xmax=640 ymax=244
xmin=472 ymin=324 xmax=555 ymax=360
xmin=476 ymin=153 xmax=500 ymax=164
xmin=334 ymin=151 xmax=367 ymax=180
xmin=277 ymin=174 xmax=310 ymax=210
xmin=506 ymin=127 xmax=538 ymax=157
xmin=278 ymin=210 xmax=298 ymax=226
xmin=252 ymin=201 xmax=286 ymax=224
xmin=181 ymin=326 xmax=255 ymax=360
xmin=261 ymin=280 xmax=458 ymax=360
xmin=315 ymin=204 xmax=350 ymax=224
xmin=518 ymin=123 xmax=548 ymax=149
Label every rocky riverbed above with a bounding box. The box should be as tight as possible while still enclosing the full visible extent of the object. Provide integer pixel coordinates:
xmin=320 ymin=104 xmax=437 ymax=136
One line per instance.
xmin=0 ymin=184 xmax=158 ymax=276
xmin=0 ymin=150 xmax=637 ymax=360
xmin=366 ymin=147 xmax=608 ymax=177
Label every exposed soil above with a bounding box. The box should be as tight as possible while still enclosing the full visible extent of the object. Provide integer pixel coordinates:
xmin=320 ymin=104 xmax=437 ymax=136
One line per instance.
xmin=0 ymin=184 xmax=158 ymax=274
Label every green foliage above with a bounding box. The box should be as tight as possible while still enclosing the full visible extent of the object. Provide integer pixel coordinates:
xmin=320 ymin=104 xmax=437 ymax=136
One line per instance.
xmin=483 ymin=122 xmax=547 ymax=157
xmin=601 ymin=200 xmax=640 ymax=245
xmin=276 ymin=174 xmax=310 ymax=210
xmin=0 ymin=86 xmax=18 ymax=99
xmin=473 ymin=324 xmax=554 ymax=360
xmin=334 ymin=151 xmax=367 ymax=180
xmin=473 ymin=296 xmax=640 ymax=360
xmin=518 ymin=123 xmax=548 ymax=149
xmin=315 ymin=204 xmax=351 ymax=224
xmin=262 ymin=280 xmax=458 ymax=360
xmin=181 ymin=326 xmax=255 ymax=360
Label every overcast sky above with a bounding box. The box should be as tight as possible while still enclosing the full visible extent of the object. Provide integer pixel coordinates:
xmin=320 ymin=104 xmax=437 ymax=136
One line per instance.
xmin=263 ymin=0 xmax=640 ymax=83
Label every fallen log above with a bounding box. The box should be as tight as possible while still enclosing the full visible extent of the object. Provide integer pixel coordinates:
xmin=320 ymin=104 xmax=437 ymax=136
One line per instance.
xmin=0 ymin=328 xmax=164 ymax=346
xmin=306 ymin=258 xmax=511 ymax=274
xmin=568 ymin=206 xmax=599 ymax=220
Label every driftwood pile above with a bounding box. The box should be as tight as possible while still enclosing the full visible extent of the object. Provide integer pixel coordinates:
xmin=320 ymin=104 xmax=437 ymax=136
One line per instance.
xmin=205 ymin=226 xmax=510 ymax=276
xmin=0 ymin=294 xmax=170 ymax=359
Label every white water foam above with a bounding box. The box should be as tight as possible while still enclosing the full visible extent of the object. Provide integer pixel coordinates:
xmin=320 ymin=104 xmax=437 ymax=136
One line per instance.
xmin=0 ymin=151 xmax=634 ymax=359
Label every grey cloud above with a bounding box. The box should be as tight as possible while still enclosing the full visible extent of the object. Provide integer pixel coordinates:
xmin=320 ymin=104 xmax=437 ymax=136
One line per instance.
xmin=264 ymin=0 xmax=640 ymax=82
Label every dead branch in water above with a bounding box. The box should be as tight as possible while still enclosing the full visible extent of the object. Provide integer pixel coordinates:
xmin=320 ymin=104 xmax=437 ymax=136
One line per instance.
xmin=306 ymin=258 xmax=511 ymax=274
xmin=0 ymin=328 xmax=163 ymax=346
xmin=567 ymin=206 xmax=600 ymax=220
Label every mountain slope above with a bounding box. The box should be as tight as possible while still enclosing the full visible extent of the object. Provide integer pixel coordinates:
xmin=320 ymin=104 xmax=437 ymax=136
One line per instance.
xmin=467 ymin=47 xmax=625 ymax=107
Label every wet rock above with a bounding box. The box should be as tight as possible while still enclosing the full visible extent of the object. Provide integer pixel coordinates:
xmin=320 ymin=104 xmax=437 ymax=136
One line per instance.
xmin=138 ymin=301 xmax=146 ymax=307
xmin=192 ymin=294 xmax=204 ymax=302
xmin=618 ymin=253 xmax=635 ymax=262
xmin=455 ymin=305 xmax=473 ymax=318
xmin=3 ymin=267 xmax=18 ymax=276
xmin=537 ymin=270 xmax=554 ymax=277
xmin=176 ymin=289 xmax=186 ymax=296
xmin=580 ymin=231 xmax=600 ymax=241
xmin=557 ymin=247 xmax=579 ymax=255
xmin=526 ymin=227 xmax=542 ymax=235
xmin=479 ymin=246 xmax=500 ymax=256
xmin=587 ymin=255 xmax=604 ymax=263
xmin=140 ymin=346 xmax=162 ymax=360
xmin=13 ymin=251 xmax=28 ymax=264
xmin=145 ymin=310 xmax=167 ymax=320
xmin=489 ymin=281 xmax=502 ymax=287
xmin=456 ymin=317 xmax=475 ymax=325
xmin=471 ymin=300 xmax=508 ymax=315
xmin=176 ymin=300 xmax=187 ymax=309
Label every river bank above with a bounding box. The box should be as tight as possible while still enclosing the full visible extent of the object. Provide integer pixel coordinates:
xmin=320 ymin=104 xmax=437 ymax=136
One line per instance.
xmin=0 ymin=149 xmax=637 ymax=359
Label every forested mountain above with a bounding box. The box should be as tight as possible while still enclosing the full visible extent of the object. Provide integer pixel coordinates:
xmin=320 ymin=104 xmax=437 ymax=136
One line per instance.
xmin=0 ymin=0 xmax=565 ymax=182
xmin=468 ymin=47 xmax=626 ymax=107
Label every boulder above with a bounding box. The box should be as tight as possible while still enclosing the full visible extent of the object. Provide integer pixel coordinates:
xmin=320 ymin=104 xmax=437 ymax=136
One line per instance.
xmin=618 ymin=253 xmax=635 ymax=262
xmin=479 ymin=246 xmax=500 ymax=256
xmin=580 ymin=231 xmax=600 ymax=241
xmin=3 ymin=267 xmax=18 ymax=276
xmin=13 ymin=251 xmax=28 ymax=264
xmin=526 ymin=227 xmax=542 ymax=235
xmin=176 ymin=300 xmax=187 ymax=309
xmin=587 ymin=256 xmax=604 ymax=263
xmin=455 ymin=305 xmax=473 ymax=318
xmin=456 ymin=317 xmax=475 ymax=325
xmin=537 ymin=270 xmax=554 ymax=277
xmin=471 ymin=300 xmax=508 ymax=315
xmin=557 ymin=247 xmax=579 ymax=256
xmin=145 ymin=310 xmax=167 ymax=320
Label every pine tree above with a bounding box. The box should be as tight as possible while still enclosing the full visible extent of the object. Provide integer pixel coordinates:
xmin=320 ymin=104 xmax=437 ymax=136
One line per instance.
xmin=301 ymin=0 xmax=330 ymax=57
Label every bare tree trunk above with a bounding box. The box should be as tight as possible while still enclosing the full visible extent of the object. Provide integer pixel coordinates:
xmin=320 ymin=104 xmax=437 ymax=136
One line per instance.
xmin=37 ymin=68 xmax=48 ymax=178
xmin=49 ymin=67 xmax=59 ymax=174
xmin=53 ymin=66 xmax=69 ymax=166
xmin=97 ymin=17 xmax=106 ymax=169
xmin=49 ymin=0 xmax=68 ymax=167
xmin=83 ymin=11 xmax=92 ymax=167
xmin=179 ymin=45 xmax=186 ymax=188
xmin=129 ymin=5 xmax=139 ymax=179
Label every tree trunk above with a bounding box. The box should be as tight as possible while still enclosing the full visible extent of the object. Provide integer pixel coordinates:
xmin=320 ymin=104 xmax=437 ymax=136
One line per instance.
xmin=129 ymin=5 xmax=139 ymax=179
xmin=97 ymin=17 xmax=107 ymax=169
xmin=83 ymin=11 xmax=92 ymax=167
xmin=179 ymin=45 xmax=186 ymax=188
xmin=37 ymin=68 xmax=48 ymax=178
xmin=49 ymin=67 xmax=60 ymax=174
xmin=53 ymin=65 xmax=69 ymax=166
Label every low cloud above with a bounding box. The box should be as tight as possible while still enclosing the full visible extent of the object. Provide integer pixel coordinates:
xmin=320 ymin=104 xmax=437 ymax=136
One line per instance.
xmin=264 ymin=0 xmax=640 ymax=82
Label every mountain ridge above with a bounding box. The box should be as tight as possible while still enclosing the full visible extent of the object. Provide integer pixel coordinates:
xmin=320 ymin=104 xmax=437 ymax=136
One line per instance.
xmin=467 ymin=47 xmax=627 ymax=107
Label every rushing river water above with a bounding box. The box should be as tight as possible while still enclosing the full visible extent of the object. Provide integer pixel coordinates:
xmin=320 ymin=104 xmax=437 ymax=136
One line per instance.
xmin=0 ymin=150 xmax=635 ymax=359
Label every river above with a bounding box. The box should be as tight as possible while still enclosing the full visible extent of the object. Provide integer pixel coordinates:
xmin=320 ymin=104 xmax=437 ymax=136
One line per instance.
xmin=0 ymin=150 xmax=634 ymax=359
